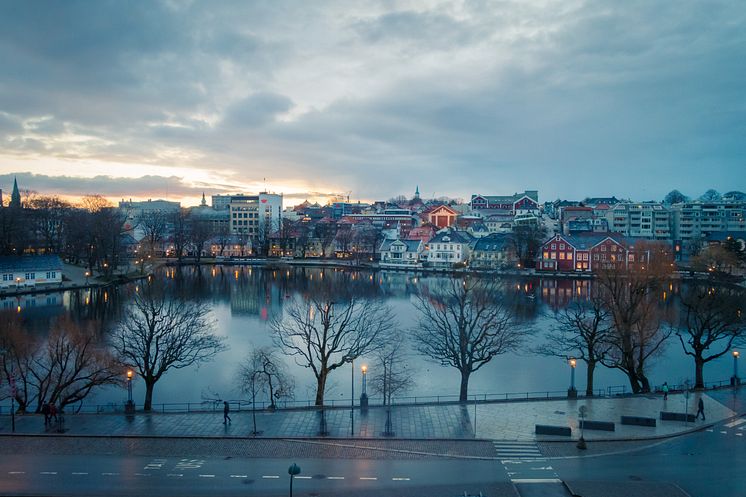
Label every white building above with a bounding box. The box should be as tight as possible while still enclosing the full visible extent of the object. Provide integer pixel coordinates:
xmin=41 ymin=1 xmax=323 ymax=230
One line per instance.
xmin=0 ymin=255 xmax=63 ymax=289
xmin=670 ymin=200 xmax=746 ymax=243
xmin=379 ymin=238 xmax=424 ymax=268
xmin=424 ymin=230 xmax=474 ymax=268
xmin=228 ymin=193 xmax=283 ymax=237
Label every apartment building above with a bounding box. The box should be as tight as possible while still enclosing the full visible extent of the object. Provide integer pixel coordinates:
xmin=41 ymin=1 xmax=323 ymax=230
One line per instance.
xmin=605 ymin=202 xmax=671 ymax=240
xmin=670 ymin=201 xmax=746 ymax=242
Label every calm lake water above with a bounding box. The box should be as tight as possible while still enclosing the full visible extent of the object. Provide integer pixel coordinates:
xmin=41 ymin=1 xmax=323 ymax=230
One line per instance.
xmin=5 ymin=265 xmax=737 ymax=408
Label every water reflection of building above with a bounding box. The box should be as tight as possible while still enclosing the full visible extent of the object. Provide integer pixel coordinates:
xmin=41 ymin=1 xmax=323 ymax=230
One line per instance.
xmin=229 ymin=269 xmax=283 ymax=320
xmin=540 ymin=278 xmax=591 ymax=310
xmin=0 ymin=292 xmax=64 ymax=317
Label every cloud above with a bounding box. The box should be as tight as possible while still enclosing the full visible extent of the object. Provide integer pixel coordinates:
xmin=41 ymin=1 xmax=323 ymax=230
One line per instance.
xmin=0 ymin=0 xmax=744 ymax=203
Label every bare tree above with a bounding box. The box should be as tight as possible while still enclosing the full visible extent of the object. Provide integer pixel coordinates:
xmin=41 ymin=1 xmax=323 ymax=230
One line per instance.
xmin=510 ymin=224 xmax=546 ymax=267
xmin=137 ymin=210 xmax=168 ymax=256
xmin=111 ymin=283 xmax=226 ymax=411
xmin=27 ymin=195 xmax=71 ymax=253
xmin=188 ymin=216 xmax=214 ymax=263
xmin=691 ymin=245 xmax=740 ymax=275
xmin=412 ymin=278 xmax=527 ymax=402
xmin=237 ymin=346 xmax=294 ymax=408
xmin=536 ymin=297 xmax=614 ymax=396
xmin=170 ymin=208 xmax=190 ymax=262
xmin=1 ymin=313 xmax=121 ymax=412
xmin=213 ymin=223 xmax=232 ymax=257
xmin=368 ymin=343 xmax=415 ymax=405
xmin=677 ymin=284 xmax=746 ymax=388
xmin=271 ymin=296 xmax=394 ymax=406
xmin=596 ymin=243 xmax=674 ymax=393
xmin=314 ymin=221 xmax=337 ymax=258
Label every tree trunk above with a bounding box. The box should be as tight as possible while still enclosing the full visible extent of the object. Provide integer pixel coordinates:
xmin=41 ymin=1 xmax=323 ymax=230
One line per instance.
xmin=585 ymin=361 xmax=596 ymax=397
xmin=144 ymin=380 xmax=155 ymax=412
xmin=638 ymin=373 xmax=651 ymax=393
xmin=315 ymin=371 xmax=328 ymax=406
xmin=695 ymin=356 xmax=705 ymax=389
xmin=626 ymin=370 xmax=642 ymax=394
xmin=459 ymin=370 xmax=470 ymax=402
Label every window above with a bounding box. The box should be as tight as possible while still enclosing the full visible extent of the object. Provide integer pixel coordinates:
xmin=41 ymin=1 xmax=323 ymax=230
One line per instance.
xmin=46 ymin=271 xmax=56 ymax=279
xmin=567 ymin=252 xmax=573 ymax=260
xmin=2 ymin=274 xmax=11 ymax=281
xmin=611 ymin=245 xmax=616 ymax=252
xmin=543 ymin=251 xmax=549 ymax=259
xmin=560 ymin=243 xmax=565 ymax=250
xmin=628 ymin=254 xmax=635 ymax=262
xmin=594 ymin=254 xmax=599 ymax=261
xmin=550 ymin=253 xmax=556 ymax=259
xmin=559 ymin=252 xmax=565 ymax=260
xmin=601 ymin=246 xmax=606 ymax=251
xmin=551 ymin=244 xmax=556 ymax=249
xmin=25 ymin=273 xmax=35 ymax=280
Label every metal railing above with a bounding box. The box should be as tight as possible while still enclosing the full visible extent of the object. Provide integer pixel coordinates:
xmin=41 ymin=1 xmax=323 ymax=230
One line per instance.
xmin=0 ymin=378 xmax=736 ymax=416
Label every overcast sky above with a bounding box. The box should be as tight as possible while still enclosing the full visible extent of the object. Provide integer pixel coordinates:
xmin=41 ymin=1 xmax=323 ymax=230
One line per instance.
xmin=0 ymin=0 xmax=744 ymax=206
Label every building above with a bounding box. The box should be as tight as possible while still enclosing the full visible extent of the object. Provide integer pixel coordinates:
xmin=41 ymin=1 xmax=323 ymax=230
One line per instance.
xmin=424 ymin=229 xmax=473 ymax=268
xmin=470 ymin=233 xmax=516 ymax=269
xmin=560 ymin=206 xmax=594 ymax=234
xmin=606 ymin=202 xmax=671 ymax=240
xmin=470 ymin=190 xmax=539 ymax=216
xmin=379 ymin=238 xmax=424 ymax=268
xmin=422 ymin=204 xmax=458 ymax=229
xmin=536 ymin=233 xmax=662 ymax=273
xmin=670 ymin=201 xmax=746 ymax=248
xmin=228 ymin=193 xmax=283 ymax=238
xmin=118 ymin=199 xmax=181 ymax=240
xmin=0 ymin=255 xmax=63 ymax=288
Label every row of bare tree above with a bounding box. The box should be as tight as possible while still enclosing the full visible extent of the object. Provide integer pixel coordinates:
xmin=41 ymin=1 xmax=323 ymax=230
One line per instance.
xmin=3 ymin=262 xmax=743 ymax=413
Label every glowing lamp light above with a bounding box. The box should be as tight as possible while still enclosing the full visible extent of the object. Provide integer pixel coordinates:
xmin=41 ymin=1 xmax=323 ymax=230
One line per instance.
xmin=127 ymin=370 xmax=134 ymax=380
xmin=569 ymin=358 xmax=577 ymax=368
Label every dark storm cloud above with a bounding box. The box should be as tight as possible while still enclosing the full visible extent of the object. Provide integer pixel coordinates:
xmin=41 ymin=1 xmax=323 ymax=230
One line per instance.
xmin=1 ymin=1 xmax=744 ymax=202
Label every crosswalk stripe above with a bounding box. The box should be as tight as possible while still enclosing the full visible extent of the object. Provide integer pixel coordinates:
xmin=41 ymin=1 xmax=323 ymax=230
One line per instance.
xmin=725 ymin=418 xmax=746 ymax=428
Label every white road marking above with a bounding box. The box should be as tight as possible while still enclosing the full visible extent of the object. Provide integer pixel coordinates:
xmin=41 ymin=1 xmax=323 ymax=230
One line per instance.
xmin=262 ymin=475 xmax=280 ymax=479
xmin=71 ymin=472 xmax=88 ymax=475
xmin=530 ymin=466 xmax=554 ymax=470
xmin=737 ymin=433 xmax=743 ymax=437
xmin=392 ymin=477 xmax=411 ymax=481
xmin=229 ymin=475 xmax=248 ymax=478
xmin=706 ymin=429 xmax=714 ymax=432
xmin=725 ymin=418 xmax=746 ymax=428
xmin=721 ymin=431 xmax=728 ymax=434
xmin=327 ymin=476 xmax=345 ymax=480
xmin=40 ymin=472 xmax=57 ymax=475
xmin=360 ymin=477 xmax=378 ymax=480
xmin=166 ymin=474 xmax=183 ymax=477
xmin=295 ymin=476 xmax=312 ymax=479
xmin=101 ymin=473 xmax=119 ymax=476
xmin=198 ymin=474 xmax=215 ymax=478
xmin=134 ymin=473 xmax=150 ymax=477
xmin=8 ymin=471 xmax=25 ymax=475
xmin=511 ymin=478 xmax=562 ymax=483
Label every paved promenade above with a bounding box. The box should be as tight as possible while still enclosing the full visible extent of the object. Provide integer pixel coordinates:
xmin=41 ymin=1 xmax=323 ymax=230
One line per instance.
xmin=0 ymin=390 xmax=736 ymax=442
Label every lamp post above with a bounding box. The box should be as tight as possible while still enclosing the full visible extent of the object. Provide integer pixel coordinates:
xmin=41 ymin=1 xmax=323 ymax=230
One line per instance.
xmin=732 ymin=351 xmax=740 ymax=386
xmin=84 ymin=271 xmax=90 ymax=284
xmin=350 ymin=357 xmax=355 ymax=437
xmin=568 ymin=358 xmax=578 ymax=398
xmin=360 ymin=364 xmax=368 ymax=410
xmin=125 ymin=370 xmax=135 ymax=414
xmin=288 ymin=463 xmax=301 ymax=497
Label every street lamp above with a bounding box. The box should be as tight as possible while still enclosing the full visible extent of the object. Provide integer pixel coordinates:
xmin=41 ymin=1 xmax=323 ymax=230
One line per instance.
xmin=288 ymin=463 xmax=301 ymax=497
xmin=568 ymin=358 xmax=578 ymax=398
xmin=360 ymin=364 xmax=368 ymax=410
xmin=125 ymin=370 xmax=135 ymax=414
xmin=84 ymin=271 xmax=90 ymax=284
xmin=350 ymin=357 xmax=355 ymax=437
xmin=732 ymin=351 xmax=740 ymax=386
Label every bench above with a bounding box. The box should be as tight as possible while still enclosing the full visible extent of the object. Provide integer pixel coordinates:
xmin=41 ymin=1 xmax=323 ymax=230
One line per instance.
xmin=620 ymin=415 xmax=656 ymax=427
xmin=660 ymin=411 xmax=696 ymax=422
xmin=579 ymin=420 xmax=615 ymax=431
xmin=535 ymin=424 xmax=572 ymax=436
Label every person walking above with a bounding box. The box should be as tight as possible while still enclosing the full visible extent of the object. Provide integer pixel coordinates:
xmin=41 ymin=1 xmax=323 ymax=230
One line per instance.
xmin=696 ymin=397 xmax=705 ymax=421
xmin=223 ymin=401 xmax=231 ymax=424
xmin=49 ymin=402 xmax=58 ymax=424
xmin=662 ymin=382 xmax=669 ymax=401
xmin=41 ymin=402 xmax=51 ymax=428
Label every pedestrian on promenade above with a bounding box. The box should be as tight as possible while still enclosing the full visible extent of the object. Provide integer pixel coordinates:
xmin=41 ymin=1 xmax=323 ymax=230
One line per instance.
xmin=223 ymin=401 xmax=231 ymax=424
xmin=41 ymin=403 xmax=51 ymax=427
xmin=662 ymin=382 xmax=669 ymax=400
xmin=696 ymin=398 xmax=705 ymax=421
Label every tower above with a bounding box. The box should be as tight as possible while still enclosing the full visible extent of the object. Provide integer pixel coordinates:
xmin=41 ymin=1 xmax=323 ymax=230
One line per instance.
xmin=415 ymin=185 xmax=420 ymax=199
xmin=201 ymin=192 xmax=207 ymax=207
xmin=9 ymin=177 xmax=21 ymax=209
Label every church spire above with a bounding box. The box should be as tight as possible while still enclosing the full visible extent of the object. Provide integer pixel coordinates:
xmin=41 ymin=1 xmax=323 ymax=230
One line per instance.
xmin=10 ymin=176 xmax=21 ymax=208
xmin=415 ymin=185 xmax=420 ymax=198
xmin=201 ymin=191 xmax=207 ymax=207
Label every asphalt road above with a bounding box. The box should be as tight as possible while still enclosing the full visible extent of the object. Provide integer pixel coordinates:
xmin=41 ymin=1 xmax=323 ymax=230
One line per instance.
xmin=0 ymin=454 xmax=510 ymax=497
xmin=553 ymin=414 xmax=746 ymax=497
